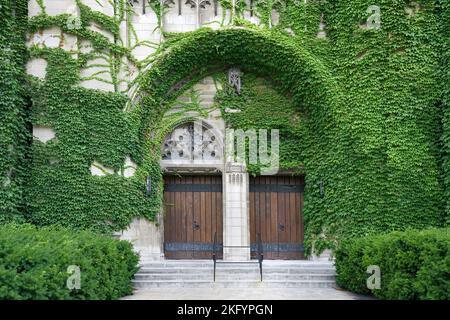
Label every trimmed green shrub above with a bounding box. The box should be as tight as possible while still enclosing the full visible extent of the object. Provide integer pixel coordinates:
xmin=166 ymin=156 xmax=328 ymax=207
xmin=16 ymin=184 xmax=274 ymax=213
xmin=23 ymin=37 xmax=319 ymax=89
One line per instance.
xmin=335 ymin=227 xmax=450 ymax=300
xmin=0 ymin=223 xmax=139 ymax=300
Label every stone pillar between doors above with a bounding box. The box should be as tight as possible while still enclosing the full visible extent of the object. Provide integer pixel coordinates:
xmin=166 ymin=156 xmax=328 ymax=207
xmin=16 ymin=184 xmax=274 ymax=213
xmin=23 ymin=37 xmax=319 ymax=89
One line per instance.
xmin=223 ymin=162 xmax=250 ymax=261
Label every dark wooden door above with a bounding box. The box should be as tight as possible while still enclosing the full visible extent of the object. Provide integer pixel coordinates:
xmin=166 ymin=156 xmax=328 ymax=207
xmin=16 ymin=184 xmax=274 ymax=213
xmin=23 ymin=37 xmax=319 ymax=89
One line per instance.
xmin=163 ymin=175 xmax=223 ymax=259
xmin=249 ymin=176 xmax=304 ymax=260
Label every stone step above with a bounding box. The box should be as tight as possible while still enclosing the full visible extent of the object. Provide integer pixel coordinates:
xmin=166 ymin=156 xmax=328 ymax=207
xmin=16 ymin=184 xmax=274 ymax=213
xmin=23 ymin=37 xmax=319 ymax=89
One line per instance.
xmin=132 ymin=280 xmax=336 ymax=289
xmin=140 ymin=261 xmax=334 ymax=268
xmin=139 ymin=263 xmax=334 ymax=269
xmin=133 ymin=260 xmax=337 ymax=289
xmin=134 ymin=273 xmax=335 ymax=281
xmin=137 ymin=266 xmax=335 ymax=274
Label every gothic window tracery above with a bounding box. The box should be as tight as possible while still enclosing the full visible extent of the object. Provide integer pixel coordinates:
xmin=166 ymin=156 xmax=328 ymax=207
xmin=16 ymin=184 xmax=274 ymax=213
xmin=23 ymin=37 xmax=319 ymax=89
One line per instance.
xmin=185 ymin=0 xmax=212 ymax=9
xmin=162 ymin=122 xmax=222 ymax=162
xmin=163 ymin=0 xmax=175 ymax=8
xmin=128 ymin=0 xmax=146 ymax=14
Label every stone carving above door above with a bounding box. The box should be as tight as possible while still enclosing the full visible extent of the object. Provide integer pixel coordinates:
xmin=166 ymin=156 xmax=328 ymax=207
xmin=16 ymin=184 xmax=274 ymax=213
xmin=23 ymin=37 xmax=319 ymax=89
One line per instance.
xmin=161 ymin=121 xmax=223 ymax=163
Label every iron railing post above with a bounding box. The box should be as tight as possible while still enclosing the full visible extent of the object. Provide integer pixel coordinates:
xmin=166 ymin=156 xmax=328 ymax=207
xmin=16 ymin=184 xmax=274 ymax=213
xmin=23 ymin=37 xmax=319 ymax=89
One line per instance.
xmin=257 ymin=232 xmax=263 ymax=281
xmin=212 ymin=231 xmax=217 ymax=282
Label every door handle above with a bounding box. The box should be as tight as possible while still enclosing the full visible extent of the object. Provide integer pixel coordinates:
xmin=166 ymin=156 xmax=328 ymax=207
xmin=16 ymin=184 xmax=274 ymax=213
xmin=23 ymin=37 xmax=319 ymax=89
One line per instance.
xmin=192 ymin=221 xmax=200 ymax=230
xmin=278 ymin=224 xmax=285 ymax=231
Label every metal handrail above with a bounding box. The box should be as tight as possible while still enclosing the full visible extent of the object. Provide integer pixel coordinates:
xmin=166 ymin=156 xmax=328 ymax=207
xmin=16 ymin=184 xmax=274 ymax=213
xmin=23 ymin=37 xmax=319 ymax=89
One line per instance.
xmin=212 ymin=231 xmax=217 ymax=282
xmin=257 ymin=233 xmax=263 ymax=281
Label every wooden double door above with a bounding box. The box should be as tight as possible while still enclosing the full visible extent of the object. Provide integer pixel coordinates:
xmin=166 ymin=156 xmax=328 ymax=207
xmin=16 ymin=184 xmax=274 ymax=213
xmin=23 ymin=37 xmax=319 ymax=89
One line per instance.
xmin=249 ymin=176 xmax=305 ymax=259
xmin=163 ymin=174 xmax=304 ymax=260
xmin=163 ymin=175 xmax=223 ymax=259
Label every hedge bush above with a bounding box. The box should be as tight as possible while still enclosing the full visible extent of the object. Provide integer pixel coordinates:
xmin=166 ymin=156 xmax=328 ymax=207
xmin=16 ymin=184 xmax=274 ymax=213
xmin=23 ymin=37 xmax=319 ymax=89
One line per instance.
xmin=0 ymin=224 xmax=139 ymax=300
xmin=335 ymin=227 xmax=450 ymax=300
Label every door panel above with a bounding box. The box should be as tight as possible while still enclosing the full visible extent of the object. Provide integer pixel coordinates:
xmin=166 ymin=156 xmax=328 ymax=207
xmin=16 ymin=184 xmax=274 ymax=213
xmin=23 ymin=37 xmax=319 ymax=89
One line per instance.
xmin=163 ymin=175 xmax=223 ymax=259
xmin=250 ymin=176 xmax=304 ymax=260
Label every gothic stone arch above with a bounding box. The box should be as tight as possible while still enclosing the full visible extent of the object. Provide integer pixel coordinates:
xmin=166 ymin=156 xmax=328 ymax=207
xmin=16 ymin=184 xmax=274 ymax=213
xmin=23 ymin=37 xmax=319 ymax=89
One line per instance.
xmin=129 ymin=28 xmax=343 ymax=261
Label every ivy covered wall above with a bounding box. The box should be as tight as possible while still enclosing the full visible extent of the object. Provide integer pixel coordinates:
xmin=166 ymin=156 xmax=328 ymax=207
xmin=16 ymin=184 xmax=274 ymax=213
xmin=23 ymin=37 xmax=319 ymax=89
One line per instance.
xmin=439 ymin=1 xmax=450 ymax=221
xmin=0 ymin=0 xmax=28 ymax=223
xmin=24 ymin=0 xmax=164 ymax=233
xmin=26 ymin=64 xmax=160 ymax=232
xmin=216 ymin=74 xmax=305 ymax=175
xmin=0 ymin=0 xmax=448 ymax=252
xmin=298 ymin=0 xmax=448 ymax=250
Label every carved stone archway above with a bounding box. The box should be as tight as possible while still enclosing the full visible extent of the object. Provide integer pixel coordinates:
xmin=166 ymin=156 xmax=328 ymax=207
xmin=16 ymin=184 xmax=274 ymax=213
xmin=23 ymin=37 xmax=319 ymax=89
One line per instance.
xmin=130 ymin=28 xmax=342 ymax=261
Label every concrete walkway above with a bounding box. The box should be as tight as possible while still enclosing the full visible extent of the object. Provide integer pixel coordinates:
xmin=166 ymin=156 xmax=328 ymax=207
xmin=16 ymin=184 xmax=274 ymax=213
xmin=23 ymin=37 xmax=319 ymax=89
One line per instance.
xmin=122 ymin=287 xmax=373 ymax=300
